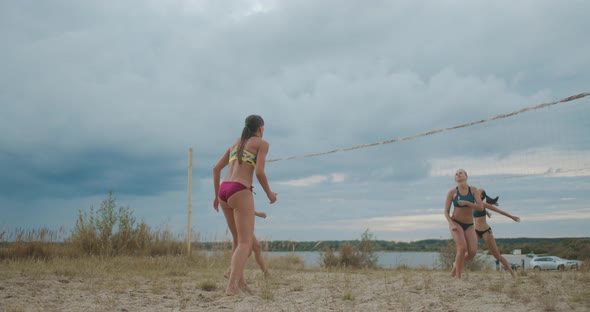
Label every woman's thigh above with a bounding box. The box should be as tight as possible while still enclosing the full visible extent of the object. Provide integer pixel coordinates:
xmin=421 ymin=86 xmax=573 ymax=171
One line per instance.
xmin=220 ymin=201 xmax=237 ymax=239
xmin=450 ymin=226 xmax=467 ymax=249
xmin=228 ymin=190 xmax=255 ymax=243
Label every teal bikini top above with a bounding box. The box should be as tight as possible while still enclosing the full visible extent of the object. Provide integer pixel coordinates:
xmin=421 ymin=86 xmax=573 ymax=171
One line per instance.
xmin=453 ymin=186 xmax=475 ymax=208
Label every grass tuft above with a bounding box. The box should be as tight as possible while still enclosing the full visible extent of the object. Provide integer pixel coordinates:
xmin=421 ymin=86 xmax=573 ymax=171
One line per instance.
xmin=198 ymin=280 xmax=217 ymax=292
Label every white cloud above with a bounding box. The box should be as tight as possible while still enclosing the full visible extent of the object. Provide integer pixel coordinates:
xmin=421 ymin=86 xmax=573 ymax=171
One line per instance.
xmin=276 ymin=175 xmax=327 ymax=187
xmin=230 ymin=0 xmax=276 ymax=20
xmin=313 ymin=207 xmax=590 ymax=234
xmin=521 ymin=208 xmax=590 ymax=222
xmin=430 ymin=148 xmax=590 ymax=178
xmin=321 ymin=214 xmax=447 ymax=232
xmin=331 ymin=173 xmax=346 ymax=183
xmin=276 ymin=173 xmax=346 ymax=187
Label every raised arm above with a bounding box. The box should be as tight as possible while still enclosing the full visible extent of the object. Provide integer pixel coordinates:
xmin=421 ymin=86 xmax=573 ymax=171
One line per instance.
xmin=483 ymin=202 xmax=520 ymax=222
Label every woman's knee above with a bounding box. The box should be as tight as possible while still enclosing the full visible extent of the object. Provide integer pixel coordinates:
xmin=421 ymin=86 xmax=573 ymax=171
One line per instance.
xmin=456 ymin=245 xmax=467 ymax=254
xmin=237 ymin=236 xmax=253 ymax=246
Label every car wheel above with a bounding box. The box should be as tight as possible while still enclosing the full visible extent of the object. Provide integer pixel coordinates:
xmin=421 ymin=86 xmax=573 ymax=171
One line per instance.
xmin=558 ymin=264 xmax=565 ymax=271
xmin=534 ymin=266 xmax=541 ymax=271
xmin=572 ymin=264 xmax=578 ymax=270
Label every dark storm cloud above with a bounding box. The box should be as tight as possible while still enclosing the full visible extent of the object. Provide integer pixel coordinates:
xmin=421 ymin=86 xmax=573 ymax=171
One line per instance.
xmin=0 ymin=148 xmax=185 ymax=200
xmin=1 ymin=0 xmax=589 ymax=240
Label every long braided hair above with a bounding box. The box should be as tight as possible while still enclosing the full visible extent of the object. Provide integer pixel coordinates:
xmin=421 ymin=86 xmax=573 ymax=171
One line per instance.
xmin=236 ymin=115 xmax=264 ymax=164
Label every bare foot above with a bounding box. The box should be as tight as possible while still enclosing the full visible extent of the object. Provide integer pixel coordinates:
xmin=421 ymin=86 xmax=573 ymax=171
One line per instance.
xmin=451 ymin=262 xmax=456 ymax=277
xmin=225 ymin=287 xmax=242 ymax=296
xmin=239 ymin=283 xmax=253 ymax=295
xmin=263 ymin=270 xmax=271 ymax=278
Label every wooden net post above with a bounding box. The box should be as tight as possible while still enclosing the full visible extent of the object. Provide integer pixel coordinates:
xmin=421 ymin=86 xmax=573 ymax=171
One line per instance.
xmin=186 ymin=147 xmax=193 ymax=256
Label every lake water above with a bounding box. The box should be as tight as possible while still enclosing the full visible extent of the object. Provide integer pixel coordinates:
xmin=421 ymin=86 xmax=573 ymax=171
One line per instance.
xmin=264 ymin=251 xmax=532 ymax=270
xmin=266 ymin=251 xmax=442 ymax=269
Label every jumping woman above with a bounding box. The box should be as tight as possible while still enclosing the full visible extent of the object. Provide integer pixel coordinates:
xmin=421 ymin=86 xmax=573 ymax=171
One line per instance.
xmin=444 ymin=169 xmax=484 ymax=279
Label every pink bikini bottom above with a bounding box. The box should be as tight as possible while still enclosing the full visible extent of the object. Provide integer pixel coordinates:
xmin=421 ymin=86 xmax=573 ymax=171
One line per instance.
xmin=218 ymin=181 xmax=253 ymax=202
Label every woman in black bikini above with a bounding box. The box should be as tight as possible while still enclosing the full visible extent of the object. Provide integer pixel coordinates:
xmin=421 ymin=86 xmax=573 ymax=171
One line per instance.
xmin=213 ymin=115 xmax=277 ymax=295
xmin=474 ymin=188 xmax=520 ymax=278
xmin=444 ymin=169 xmax=484 ymax=279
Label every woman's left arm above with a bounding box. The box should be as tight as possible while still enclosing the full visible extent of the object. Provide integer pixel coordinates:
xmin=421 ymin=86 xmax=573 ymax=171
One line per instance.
xmin=484 ymin=203 xmax=520 ymax=222
xmin=255 ymin=140 xmax=277 ymax=204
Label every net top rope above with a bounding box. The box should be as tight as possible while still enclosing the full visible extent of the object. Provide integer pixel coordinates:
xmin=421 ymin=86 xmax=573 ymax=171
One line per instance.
xmin=267 ymin=92 xmax=590 ymax=163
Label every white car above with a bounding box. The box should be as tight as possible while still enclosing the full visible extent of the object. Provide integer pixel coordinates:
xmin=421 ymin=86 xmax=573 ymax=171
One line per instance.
xmin=529 ymin=256 xmax=583 ymax=271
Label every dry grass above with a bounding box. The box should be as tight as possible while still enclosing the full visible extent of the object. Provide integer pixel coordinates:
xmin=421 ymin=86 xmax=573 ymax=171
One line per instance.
xmin=1 ymin=255 xmax=589 ymax=312
xmin=6 ymin=199 xmax=586 ymax=311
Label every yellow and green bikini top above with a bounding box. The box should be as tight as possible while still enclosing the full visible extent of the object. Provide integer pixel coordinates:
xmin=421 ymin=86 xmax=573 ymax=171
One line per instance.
xmin=229 ymin=148 xmax=257 ymax=167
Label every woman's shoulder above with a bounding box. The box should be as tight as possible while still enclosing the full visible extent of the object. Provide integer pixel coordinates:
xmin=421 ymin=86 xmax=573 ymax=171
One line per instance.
xmin=258 ymin=137 xmax=269 ymax=146
xmin=248 ymin=137 xmax=268 ymax=148
xmin=229 ymin=139 xmax=240 ymax=150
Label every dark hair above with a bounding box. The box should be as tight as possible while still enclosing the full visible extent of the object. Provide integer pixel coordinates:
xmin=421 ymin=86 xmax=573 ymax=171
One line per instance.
xmin=480 ymin=189 xmax=499 ymax=205
xmin=236 ymin=115 xmax=264 ymax=164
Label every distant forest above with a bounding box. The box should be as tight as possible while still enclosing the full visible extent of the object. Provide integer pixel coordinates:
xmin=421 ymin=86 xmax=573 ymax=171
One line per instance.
xmin=197 ymin=237 xmax=590 ymax=260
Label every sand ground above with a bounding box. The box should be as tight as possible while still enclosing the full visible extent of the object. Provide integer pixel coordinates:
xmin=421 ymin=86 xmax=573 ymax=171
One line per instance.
xmin=1 ymin=257 xmax=589 ymax=312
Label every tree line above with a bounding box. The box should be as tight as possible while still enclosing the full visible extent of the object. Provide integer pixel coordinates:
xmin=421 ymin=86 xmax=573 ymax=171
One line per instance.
xmin=198 ymin=237 xmax=590 ymax=260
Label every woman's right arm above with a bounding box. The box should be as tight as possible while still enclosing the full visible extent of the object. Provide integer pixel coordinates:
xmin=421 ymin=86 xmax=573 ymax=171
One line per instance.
xmin=444 ymin=190 xmax=456 ymax=230
xmin=212 ymin=148 xmax=230 ymax=211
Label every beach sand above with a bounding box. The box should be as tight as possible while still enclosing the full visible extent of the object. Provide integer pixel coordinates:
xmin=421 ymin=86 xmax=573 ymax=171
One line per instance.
xmin=1 ymin=256 xmax=588 ymax=312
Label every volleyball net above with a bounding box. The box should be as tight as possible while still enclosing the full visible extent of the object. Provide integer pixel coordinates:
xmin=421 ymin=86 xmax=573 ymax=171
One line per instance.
xmin=268 ymin=92 xmax=589 ymax=171
xmin=251 ymin=92 xmax=590 ymax=240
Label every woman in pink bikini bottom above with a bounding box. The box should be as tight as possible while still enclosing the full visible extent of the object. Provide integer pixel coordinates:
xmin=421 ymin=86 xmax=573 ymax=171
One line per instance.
xmin=218 ymin=182 xmax=253 ymax=202
xmin=213 ymin=115 xmax=277 ymax=295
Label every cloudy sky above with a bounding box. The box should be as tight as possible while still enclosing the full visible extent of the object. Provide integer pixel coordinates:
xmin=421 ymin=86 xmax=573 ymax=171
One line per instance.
xmin=1 ymin=0 xmax=589 ymax=243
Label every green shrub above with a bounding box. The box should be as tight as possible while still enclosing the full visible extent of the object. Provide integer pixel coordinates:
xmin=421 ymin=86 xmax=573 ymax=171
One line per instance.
xmin=359 ymin=229 xmax=379 ymax=269
xmin=320 ymin=229 xmax=379 ymax=269
xmin=320 ymin=245 xmax=339 ymax=268
xmin=69 ymin=191 xmax=183 ymax=257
